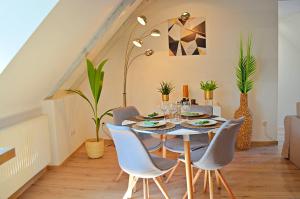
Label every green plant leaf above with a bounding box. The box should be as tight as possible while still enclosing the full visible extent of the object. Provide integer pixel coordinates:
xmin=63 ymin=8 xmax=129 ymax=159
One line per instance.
xmin=87 ymin=59 xmax=96 ymax=99
xmin=96 ymin=71 xmax=104 ymax=104
xmin=94 ymin=60 xmax=107 ymax=104
xmin=99 ymin=108 xmax=116 ymax=123
xmin=97 ymin=59 xmax=108 ymax=75
xmin=106 ymin=113 xmax=113 ymax=117
xmin=200 ymin=80 xmax=218 ymax=91
xmin=158 ymin=81 xmax=174 ymax=95
xmin=66 ymin=89 xmax=95 ymax=115
xmin=236 ymin=35 xmax=256 ymax=93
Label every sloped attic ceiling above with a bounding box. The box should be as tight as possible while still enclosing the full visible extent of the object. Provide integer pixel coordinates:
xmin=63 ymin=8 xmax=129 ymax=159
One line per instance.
xmin=0 ymin=0 xmax=141 ymax=119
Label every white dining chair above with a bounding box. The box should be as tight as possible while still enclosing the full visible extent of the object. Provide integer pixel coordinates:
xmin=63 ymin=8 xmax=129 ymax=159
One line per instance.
xmin=181 ymin=118 xmax=244 ymax=199
xmin=113 ymin=106 xmax=162 ymax=181
xmin=165 ymin=105 xmax=212 ymax=183
xmin=106 ymin=123 xmax=177 ymax=199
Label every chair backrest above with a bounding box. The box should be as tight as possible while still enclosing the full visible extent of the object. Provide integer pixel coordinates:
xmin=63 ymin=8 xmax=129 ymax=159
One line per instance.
xmin=190 ymin=105 xmax=213 ymax=115
xmin=106 ymin=123 xmax=161 ymax=177
xmin=194 ymin=117 xmax=244 ymax=170
xmin=113 ymin=106 xmax=140 ymax=125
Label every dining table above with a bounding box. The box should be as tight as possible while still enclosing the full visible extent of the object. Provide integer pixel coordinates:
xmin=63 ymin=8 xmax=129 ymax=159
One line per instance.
xmin=126 ymin=115 xmax=225 ymax=199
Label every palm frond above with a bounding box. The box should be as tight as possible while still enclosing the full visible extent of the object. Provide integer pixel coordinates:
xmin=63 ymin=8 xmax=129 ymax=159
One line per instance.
xmin=236 ymin=35 xmax=256 ymax=93
xmin=87 ymin=59 xmax=96 ymax=100
xmin=67 ymin=58 xmax=111 ymax=140
xmin=66 ymin=89 xmax=95 ymax=114
xmin=99 ymin=108 xmax=116 ymax=121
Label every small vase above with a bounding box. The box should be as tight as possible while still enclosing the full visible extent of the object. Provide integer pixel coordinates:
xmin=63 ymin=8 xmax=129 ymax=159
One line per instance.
xmin=204 ymin=90 xmax=213 ymax=100
xmin=234 ymin=93 xmax=253 ymax=150
xmin=162 ymin=94 xmax=169 ymax=102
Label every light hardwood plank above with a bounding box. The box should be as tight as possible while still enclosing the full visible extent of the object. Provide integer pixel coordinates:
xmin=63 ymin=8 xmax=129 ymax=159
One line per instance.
xmin=19 ymin=145 xmax=300 ymax=199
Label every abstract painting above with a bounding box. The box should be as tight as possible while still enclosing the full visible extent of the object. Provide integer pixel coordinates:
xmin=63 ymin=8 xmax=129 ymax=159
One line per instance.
xmin=168 ymin=17 xmax=206 ymax=56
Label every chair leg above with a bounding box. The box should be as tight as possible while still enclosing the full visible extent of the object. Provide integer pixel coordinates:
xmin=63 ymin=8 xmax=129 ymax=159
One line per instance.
xmin=183 ymin=169 xmax=202 ymax=199
xmin=146 ymin=179 xmax=150 ymax=198
xmin=115 ymin=170 xmax=124 ymax=182
xmin=193 ymin=169 xmax=202 ymax=187
xmin=153 ymin=177 xmax=170 ymax=199
xmin=123 ymin=175 xmax=138 ymax=199
xmin=165 ymin=160 xmax=180 ymax=183
xmin=208 ymin=170 xmax=214 ymax=199
xmin=214 ymin=170 xmax=221 ymax=189
xmin=216 ymin=170 xmax=236 ymax=199
xmin=203 ymin=170 xmax=208 ymax=193
xmin=143 ymin=179 xmax=149 ymax=199
xmin=133 ymin=182 xmax=137 ymax=193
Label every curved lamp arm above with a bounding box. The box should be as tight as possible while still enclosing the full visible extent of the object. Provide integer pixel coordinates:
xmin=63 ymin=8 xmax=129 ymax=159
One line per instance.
xmin=127 ymin=52 xmax=146 ymax=70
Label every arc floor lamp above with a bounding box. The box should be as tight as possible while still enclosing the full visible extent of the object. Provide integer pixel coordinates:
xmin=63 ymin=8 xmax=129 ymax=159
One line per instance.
xmin=122 ymin=12 xmax=192 ymax=107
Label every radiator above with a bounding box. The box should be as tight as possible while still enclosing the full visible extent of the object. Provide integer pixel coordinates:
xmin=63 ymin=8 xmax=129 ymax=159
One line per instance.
xmin=0 ymin=116 xmax=50 ymax=199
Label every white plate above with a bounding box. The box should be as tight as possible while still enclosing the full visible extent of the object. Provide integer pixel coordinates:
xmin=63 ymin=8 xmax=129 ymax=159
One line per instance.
xmin=136 ymin=121 xmax=167 ymax=128
xmin=181 ymin=112 xmax=204 ymax=117
xmin=187 ymin=119 xmax=217 ymax=126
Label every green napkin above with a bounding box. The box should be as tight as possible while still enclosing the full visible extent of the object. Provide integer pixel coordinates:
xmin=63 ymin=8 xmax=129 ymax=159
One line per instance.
xmin=144 ymin=121 xmax=159 ymax=126
xmin=194 ymin=120 xmax=209 ymax=125
xmin=183 ymin=112 xmax=199 ymax=116
xmin=148 ymin=112 xmax=159 ymax=118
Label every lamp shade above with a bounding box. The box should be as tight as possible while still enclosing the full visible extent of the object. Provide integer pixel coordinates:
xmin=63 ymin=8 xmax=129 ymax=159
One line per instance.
xmin=145 ymin=49 xmax=154 ymax=56
xmin=133 ymin=39 xmax=143 ymax=47
xmin=180 ymin=12 xmax=190 ymax=21
xmin=137 ymin=15 xmax=147 ymax=26
xmin=150 ymin=29 xmax=161 ymax=37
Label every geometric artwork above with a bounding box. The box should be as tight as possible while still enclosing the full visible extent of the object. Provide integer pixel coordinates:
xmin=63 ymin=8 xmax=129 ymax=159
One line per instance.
xmin=168 ymin=17 xmax=206 ymax=56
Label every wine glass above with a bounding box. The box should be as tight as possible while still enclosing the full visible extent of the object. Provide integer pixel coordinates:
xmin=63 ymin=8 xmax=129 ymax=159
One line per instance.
xmin=160 ymin=102 xmax=169 ymax=121
xmin=169 ymin=102 xmax=177 ymax=122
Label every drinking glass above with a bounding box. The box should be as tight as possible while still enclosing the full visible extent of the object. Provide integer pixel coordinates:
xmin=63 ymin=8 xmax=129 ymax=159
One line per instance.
xmin=175 ymin=102 xmax=182 ymax=122
xmin=169 ymin=103 xmax=177 ymax=122
xmin=182 ymin=101 xmax=191 ymax=113
xmin=160 ymin=102 xmax=169 ymax=121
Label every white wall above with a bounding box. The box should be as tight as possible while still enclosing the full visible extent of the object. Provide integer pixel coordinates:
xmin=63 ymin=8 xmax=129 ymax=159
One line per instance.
xmin=76 ymin=0 xmax=278 ymax=141
xmin=42 ymin=92 xmax=89 ymax=165
xmin=278 ymin=6 xmax=300 ymax=128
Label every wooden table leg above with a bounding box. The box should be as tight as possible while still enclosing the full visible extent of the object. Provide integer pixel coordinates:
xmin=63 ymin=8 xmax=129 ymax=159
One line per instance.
xmin=183 ymin=138 xmax=193 ymax=199
xmin=161 ymin=135 xmax=167 ymax=158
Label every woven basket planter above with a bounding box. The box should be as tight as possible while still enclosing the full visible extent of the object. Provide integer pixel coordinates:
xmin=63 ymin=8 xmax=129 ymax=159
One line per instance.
xmin=234 ymin=93 xmax=253 ymax=150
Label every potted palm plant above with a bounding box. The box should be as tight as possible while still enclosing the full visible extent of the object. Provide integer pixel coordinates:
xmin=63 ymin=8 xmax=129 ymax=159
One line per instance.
xmin=200 ymin=80 xmax=218 ymax=100
xmin=158 ymin=81 xmax=174 ymax=101
xmin=234 ymin=35 xmax=256 ymax=150
xmin=67 ymin=59 xmax=113 ymax=158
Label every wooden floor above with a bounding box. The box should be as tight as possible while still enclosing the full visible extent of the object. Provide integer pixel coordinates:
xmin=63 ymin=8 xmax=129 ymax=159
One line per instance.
xmin=20 ymin=144 xmax=300 ymax=199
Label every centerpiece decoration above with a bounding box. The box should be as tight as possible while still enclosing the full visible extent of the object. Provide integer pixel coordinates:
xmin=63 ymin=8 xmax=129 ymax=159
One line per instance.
xmin=234 ymin=35 xmax=256 ymax=150
xmin=200 ymin=80 xmax=218 ymax=101
xmin=158 ymin=81 xmax=174 ymax=102
xmin=67 ymin=59 xmax=114 ymax=158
